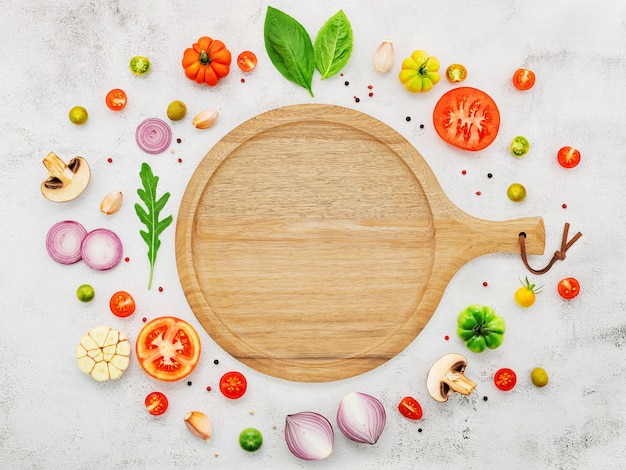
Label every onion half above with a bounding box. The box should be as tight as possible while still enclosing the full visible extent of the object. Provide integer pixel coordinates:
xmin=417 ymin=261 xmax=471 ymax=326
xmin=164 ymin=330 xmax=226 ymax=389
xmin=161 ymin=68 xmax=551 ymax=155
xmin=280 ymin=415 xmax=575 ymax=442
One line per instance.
xmin=285 ymin=412 xmax=334 ymax=460
xmin=80 ymin=228 xmax=123 ymax=271
xmin=135 ymin=118 xmax=172 ymax=154
xmin=336 ymin=392 xmax=386 ymax=445
xmin=46 ymin=220 xmax=87 ymax=264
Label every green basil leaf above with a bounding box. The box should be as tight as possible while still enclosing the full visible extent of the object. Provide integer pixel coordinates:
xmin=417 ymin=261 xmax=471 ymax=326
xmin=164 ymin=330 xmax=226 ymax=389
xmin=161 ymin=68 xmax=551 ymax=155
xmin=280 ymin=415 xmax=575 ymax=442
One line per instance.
xmin=314 ymin=10 xmax=353 ymax=80
xmin=264 ymin=6 xmax=315 ymax=97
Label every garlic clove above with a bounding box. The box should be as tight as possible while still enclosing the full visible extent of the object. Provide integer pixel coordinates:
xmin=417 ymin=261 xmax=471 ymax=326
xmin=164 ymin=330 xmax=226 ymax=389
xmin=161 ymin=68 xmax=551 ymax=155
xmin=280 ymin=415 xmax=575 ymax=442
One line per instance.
xmin=373 ymin=39 xmax=394 ymax=74
xmin=192 ymin=109 xmax=219 ymax=129
xmin=184 ymin=411 xmax=213 ymax=441
xmin=100 ymin=190 xmax=123 ymax=215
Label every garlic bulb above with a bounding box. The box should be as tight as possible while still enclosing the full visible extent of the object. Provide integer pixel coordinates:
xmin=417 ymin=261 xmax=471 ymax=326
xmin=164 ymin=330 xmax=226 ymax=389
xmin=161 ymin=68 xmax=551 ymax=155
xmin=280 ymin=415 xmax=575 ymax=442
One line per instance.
xmin=373 ymin=40 xmax=394 ymax=74
xmin=100 ymin=190 xmax=123 ymax=215
xmin=192 ymin=109 xmax=219 ymax=129
xmin=336 ymin=392 xmax=386 ymax=445
xmin=184 ymin=411 xmax=213 ymax=441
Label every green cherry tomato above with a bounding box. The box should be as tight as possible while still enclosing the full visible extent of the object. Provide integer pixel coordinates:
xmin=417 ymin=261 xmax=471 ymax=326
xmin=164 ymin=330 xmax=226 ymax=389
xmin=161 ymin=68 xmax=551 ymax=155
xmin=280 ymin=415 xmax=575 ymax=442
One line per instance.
xmin=69 ymin=106 xmax=88 ymax=125
xmin=510 ymin=136 xmax=530 ymax=157
xmin=129 ymin=56 xmax=151 ymax=75
xmin=507 ymin=183 xmax=526 ymax=202
xmin=76 ymin=284 xmax=95 ymax=302
xmin=239 ymin=427 xmax=263 ymax=452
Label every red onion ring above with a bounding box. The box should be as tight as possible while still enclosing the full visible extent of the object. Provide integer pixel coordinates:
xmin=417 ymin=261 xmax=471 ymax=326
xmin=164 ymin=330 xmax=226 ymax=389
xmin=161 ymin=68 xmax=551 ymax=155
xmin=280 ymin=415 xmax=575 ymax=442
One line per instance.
xmin=46 ymin=220 xmax=87 ymax=264
xmin=135 ymin=118 xmax=172 ymax=154
xmin=80 ymin=228 xmax=123 ymax=271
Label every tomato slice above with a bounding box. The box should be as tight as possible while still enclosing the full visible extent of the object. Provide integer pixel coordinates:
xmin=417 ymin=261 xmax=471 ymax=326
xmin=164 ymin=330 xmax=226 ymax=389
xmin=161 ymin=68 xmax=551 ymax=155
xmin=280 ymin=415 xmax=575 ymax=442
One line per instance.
xmin=494 ymin=368 xmax=517 ymax=391
xmin=109 ymin=291 xmax=136 ymax=318
xmin=433 ymin=87 xmax=501 ymax=151
xmin=445 ymin=63 xmax=467 ymax=83
xmin=512 ymin=68 xmax=536 ymax=91
xmin=135 ymin=317 xmax=201 ymax=382
xmin=220 ymin=371 xmax=247 ymax=399
xmin=105 ymin=89 xmax=127 ymax=111
xmin=558 ymin=277 xmax=580 ymax=299
xmin=145 ymin=391 xmax=168 ymax=416
xmin=398 ymin=396 xmax=423 ymax=420
xmin=557 ymin=146 xmax=581 ymax=168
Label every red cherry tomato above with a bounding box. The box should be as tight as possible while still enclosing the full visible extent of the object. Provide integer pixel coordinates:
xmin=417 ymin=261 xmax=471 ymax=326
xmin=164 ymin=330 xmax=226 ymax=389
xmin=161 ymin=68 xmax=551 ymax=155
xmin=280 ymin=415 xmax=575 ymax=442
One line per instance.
xmin=109 ymin=291 xmax=136 ymax=317
xmin=558 ymin=277 xmax=580 ymax=299
xmin=494 ymin=368 xmax=517 ymax=391
xmin=219 ymin=371 xmax=247 ymax=399
xmin=105 ymin=88 xmax=127 ymax=111
xmin=145 ymin=391 xmax=168 ymax=416
xmin=398 ymin=396 xmax=423 ymax=420
xmin=237 ymin=51 xmax=257 ymax=72
xmin=512 ymin=68 xmax=535 ymax=91
xmin=433 ymin=87 xmax=501 ymax=151
xmin=557 ymin=146 xmax=581 ymax=168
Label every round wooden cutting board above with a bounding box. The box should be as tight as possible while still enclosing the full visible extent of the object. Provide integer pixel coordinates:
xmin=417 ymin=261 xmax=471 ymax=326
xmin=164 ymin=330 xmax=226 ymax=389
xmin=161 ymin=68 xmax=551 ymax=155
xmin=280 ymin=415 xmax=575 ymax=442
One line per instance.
xmin=176 ymin=104 xmax=545 ymax=382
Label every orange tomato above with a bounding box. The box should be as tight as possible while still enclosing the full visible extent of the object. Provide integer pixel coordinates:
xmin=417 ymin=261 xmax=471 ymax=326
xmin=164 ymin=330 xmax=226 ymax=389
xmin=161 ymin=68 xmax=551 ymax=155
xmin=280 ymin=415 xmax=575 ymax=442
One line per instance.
xmin=182 ymin=36 xmax=232 ymax=86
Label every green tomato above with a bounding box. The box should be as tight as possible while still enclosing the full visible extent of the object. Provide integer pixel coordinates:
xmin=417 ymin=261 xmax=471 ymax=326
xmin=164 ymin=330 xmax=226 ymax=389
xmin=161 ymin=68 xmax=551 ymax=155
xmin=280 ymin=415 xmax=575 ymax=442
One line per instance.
xmin=76 ymin=284 xmax=95 ymax=302
xmin=239 ymin=427 xmax=263 ymax=452
xmin=69 ymin=106 xmax=88 ymax=125
xmin=130 ymin=56 xmax=151 ymax=75
xmin=510 ymin=136 xmax=530 ymax=157
xmin=507 ymin=183 xmax=526 ymax=202
xmin=457 ymin=304 xmax=505 ymax=353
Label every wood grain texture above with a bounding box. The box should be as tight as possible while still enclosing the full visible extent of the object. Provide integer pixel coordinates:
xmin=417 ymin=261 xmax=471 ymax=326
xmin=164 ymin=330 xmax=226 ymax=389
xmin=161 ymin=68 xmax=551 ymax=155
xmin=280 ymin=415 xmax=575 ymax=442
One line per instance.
xmin=175 ymin=104 xmax=545 ymax=382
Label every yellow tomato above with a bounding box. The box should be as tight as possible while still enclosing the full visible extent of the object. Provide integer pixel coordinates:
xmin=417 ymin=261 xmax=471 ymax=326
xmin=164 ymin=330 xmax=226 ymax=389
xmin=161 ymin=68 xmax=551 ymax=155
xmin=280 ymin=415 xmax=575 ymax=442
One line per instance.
xmin=514 ymin=277 xmax=542 ymax=308
xmin=398 ymin=50 xmax=440 ymax=93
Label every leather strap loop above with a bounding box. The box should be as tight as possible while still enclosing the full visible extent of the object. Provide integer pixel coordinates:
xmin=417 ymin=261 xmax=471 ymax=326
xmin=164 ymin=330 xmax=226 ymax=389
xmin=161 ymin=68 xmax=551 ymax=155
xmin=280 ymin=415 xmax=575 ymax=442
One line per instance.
xmin=519 ymin=223 xmax=582 ymax=275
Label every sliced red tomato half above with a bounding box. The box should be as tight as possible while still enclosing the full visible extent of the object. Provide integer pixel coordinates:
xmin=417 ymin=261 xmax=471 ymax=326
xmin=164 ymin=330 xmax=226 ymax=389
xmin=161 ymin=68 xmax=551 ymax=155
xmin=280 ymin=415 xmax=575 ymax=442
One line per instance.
xmin=398 ymin=396 xmax=423 ymax=420
xmin=494 ymin=368 xmax=517 ymax=391
xmin=433 ymin=87 xmax=501 ymax=151
xmin=220 ymin=371 xmax=247 ymax=399
xmin=135 ymin=316 xmax=201 ymax=382
xmin=145 ymin=391 xmax=168 ymax=416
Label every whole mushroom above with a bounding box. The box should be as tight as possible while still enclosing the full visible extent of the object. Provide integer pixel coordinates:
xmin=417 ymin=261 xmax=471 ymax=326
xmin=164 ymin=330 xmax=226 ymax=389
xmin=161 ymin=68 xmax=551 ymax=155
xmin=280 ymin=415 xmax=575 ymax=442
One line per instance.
xmin=426 ymin=353 xmax=476 ymax=402
xmin=41 ymin=151 xmax=90 ymax=202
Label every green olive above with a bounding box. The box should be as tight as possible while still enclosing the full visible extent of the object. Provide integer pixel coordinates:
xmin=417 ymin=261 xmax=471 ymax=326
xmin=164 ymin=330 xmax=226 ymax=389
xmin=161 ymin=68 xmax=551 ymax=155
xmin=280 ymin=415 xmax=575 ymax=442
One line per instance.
xmin=167 ymin=100 xmax=187 ymax=121
xmin=531 ymin=367 xmax=549 ymax=387
xmin=507 ymin=183 xmax=526 ymax=202
xmin=69 ymin=106 xmax=88 ymax=125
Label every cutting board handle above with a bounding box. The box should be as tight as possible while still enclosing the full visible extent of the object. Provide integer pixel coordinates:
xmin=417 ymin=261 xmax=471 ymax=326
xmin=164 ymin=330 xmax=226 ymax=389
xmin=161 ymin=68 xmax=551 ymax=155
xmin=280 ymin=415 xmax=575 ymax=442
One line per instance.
xmin=435 ymin=215 xmax=545 ymax=271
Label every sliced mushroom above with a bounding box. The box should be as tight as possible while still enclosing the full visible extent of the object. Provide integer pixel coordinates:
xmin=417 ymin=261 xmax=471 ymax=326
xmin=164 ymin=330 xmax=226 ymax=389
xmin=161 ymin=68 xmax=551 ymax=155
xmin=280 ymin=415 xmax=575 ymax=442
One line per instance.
xmin=426 ymin=353 xmax=476 ymax=402
xmin=41 ymin=151 xmax=90 ymax=202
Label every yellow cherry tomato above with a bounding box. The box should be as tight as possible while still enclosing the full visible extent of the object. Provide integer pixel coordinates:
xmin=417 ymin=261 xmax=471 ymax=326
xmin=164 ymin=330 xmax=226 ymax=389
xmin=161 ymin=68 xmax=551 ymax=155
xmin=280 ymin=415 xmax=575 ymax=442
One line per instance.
xmin=514 ymin=277 xmax=542 ymax=308
xmin=507 ymin=183 xmax=526 ymax=202
xmin=445 ymin=63 xmax=467 ymax=83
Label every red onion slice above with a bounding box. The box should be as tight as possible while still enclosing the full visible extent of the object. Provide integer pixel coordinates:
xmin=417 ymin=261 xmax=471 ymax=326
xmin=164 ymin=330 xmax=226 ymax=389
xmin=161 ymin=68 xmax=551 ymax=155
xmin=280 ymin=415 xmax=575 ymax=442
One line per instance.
xmin=46 ymin=220 xmax=87 ymax=264
xmin=135 ymin=118 xmax=172 ymax=154
xmin=81 ymin=228 xmax=123 ymax=271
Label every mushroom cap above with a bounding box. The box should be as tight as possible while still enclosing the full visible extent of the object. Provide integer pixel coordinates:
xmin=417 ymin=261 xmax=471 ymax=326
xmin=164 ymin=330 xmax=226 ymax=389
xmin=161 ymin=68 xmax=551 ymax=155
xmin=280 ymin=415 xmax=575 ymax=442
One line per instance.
xmin=41 ymin=156 xmax=90 ymax=202
xmin=426 ymin=353 xmax=468 ymax=402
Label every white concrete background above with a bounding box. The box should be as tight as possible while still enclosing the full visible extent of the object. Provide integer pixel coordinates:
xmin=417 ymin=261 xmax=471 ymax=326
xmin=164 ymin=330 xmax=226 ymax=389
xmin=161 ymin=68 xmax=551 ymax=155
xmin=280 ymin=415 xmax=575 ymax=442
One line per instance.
xmin=1 ymin=0 xmax=624 ymax=468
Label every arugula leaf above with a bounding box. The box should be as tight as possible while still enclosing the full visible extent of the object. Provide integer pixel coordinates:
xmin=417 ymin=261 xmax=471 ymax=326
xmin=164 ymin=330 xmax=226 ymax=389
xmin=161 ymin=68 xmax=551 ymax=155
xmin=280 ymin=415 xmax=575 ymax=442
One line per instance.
xmin=135 ymin=162 xmax=173 ymax=290
xmin=314 ymin=10 xmax=353 ymax=80
xmin=264 ymin=6 xmax=315 ymax=97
